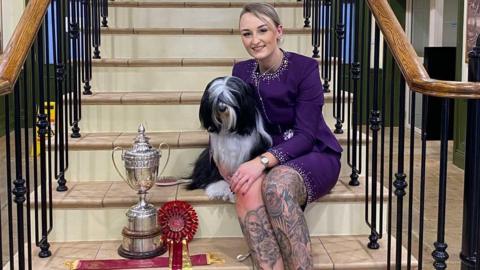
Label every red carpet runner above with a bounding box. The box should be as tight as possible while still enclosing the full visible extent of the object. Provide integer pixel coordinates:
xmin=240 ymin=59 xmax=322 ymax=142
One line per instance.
xmin=67 ymin=253 xmax=223 ymax=269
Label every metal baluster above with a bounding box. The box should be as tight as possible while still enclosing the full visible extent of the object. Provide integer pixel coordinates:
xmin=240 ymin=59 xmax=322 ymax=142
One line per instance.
xmin=340 ymin=1 xmax=347 ymax=129
xmin=37 ymin=23 xmax=53 ymax=258
xmin=367 ymin=23 xmax=381 ymax=250
xmin=92 ymin=0 xmax=101 ymax=58
xmin=418 ymin=95 xmax=428 ymax=270
xmin=55 ymin=0 xmax=68 ymax=192
xmin=387 ymin=56 xmax=396 ymax=270
xmin=334 ymin=0 xmax=344 ymax=134
xmin=431 ymin=98 xmax=450 ymax=270
xmin=357 ymin=0 xmax=366 ymax=177
xmin=70 ymin=0 xmax=81 ymax=138
xmin=82 ymin=0 xmax=92 ymax=95
xmin=45 ymin=2 xmax=55 ymax=241
xmin=379 ymin=40 xmax=387 ymax=240
xmin=312 ymin=0 xmax=320 ymax=58
xmin=345 ymin=0 xmax=353 ymax=178
xmin=4 ymin=94 xmax=14 ymax=270
xmin=303 ymin=0 xmax=311 ymax=27
xmin=319 ymin=1 xmax=325 ymax=76
xmin=323 ymin=0 xmax=331 ymax=93
xmin=13 ymin=80 xmax=26 ymax=269
xmin=101 ymin=0 xmax=109 ymax=27
xmin=394 ymin=75 xmax=407 ymax=270
xmin=332 ymin=0 xmax=338 ymax=123
xmin=407 ymin=91 xmax=416 ymax=268
xmin=349 ymin=0 xmax=360 ymax=186
xmin=364 ymin=9 xmax=372 ymax=236
xmin=460 ymin=35 xmax=480 ymax=270
xmin=22 ymin=24 xmax=34 ymax=269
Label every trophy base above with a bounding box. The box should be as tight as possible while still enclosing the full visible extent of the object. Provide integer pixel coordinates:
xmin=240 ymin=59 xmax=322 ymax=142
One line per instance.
xmin=118 ymin=226 xmax=166 ymax=259
xmin=117 ymin=245 xmax=166 ymax=260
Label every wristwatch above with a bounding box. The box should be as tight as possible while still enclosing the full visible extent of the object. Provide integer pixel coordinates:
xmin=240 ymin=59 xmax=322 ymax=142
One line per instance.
xmin=259 ymin=155 xmax=269 ymax=169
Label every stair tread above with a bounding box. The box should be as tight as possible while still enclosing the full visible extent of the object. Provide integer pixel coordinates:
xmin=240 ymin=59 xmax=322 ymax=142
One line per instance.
xmin=92 ymin=57 xmax=337 ymax=67
xmin=26 ymin=236 xmax=415 ymax=269
xmin=68 ymin=130 xmax=358 ymax=150
xmin=82 ymin=90 xmax=347 ymax=105
xmin=102 ymin=27 xmax=312 ymax=35
xmin=44 ymin=175 xmax=386 ymax=208
xmin=109 ymin=1 xmax=303 ymax=8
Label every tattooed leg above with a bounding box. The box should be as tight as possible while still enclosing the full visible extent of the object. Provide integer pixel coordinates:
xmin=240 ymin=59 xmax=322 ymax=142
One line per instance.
xmin=262 ymin=165 xmax=313 ymax=270
xmin=236 ymin=175 xmax=284 ymax=270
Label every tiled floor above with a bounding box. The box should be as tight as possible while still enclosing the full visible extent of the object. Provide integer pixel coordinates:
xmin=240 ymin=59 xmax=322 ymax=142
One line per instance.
xmin=5 ymin=236 xmax=414 ymax=270
xmin=0 ymin=128 xmax=469 ymax=269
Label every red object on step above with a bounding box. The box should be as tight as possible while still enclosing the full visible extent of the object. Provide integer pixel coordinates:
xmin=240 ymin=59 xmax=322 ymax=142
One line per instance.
xmin=157 ymin=200 xmax=199 ymax=242
xmin=67 ymin=253 xmax=216 ymax=269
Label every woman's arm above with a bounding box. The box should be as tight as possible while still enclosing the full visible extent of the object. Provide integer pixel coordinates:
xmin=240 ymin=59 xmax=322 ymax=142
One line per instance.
xmin=267 ymin=59 xmax=324 ymax=163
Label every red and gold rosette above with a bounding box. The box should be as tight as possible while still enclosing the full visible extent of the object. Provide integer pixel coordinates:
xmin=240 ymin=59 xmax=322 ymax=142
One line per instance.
xmin=158 ymin=200 xmax=199 ymax=242
xmin=158 ymin=200 xmax=199 ymax=269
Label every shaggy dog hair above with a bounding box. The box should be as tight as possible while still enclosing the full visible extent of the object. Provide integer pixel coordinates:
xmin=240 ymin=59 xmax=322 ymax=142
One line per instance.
xmin=186 ymin=76 xmax=272 ymax=202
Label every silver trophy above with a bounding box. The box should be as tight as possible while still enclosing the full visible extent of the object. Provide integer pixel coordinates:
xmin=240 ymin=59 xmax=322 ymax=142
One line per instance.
xmin=112 ymin=124 xmax=170 ymax=259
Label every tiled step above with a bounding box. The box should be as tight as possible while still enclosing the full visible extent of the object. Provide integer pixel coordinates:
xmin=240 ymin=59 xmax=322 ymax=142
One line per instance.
xmin=101 ymin=27 xmax=311 ymax=35
xmin=68 ymin=130 xmax=352 ymax=151
xmin=79 ymin=91 xmax=345 ymax=132
xmin=12 ymin=236 xmax=416 ymax=269
xmin=100 ymin=31 xmax=313 ymax=58
xmin=90 ymin=59 xmax=338 ymax=91
xmin=109 ymin=1 xmax=303 ymax=8
xmin=92 ymin=57 xmax=334 ymax=67
xmin=107 ymin=3 xmax=304 ymax=28
xmin=40 ymin=176 xmax=383 ymax=241
xmin=81 ymin=90 xmax=340 ymax=105
xmin=63 ymin=130 xmax=363 ymax=181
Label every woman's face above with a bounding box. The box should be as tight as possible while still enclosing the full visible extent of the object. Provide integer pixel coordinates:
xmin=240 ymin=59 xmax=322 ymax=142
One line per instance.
xmin=239 ymin=12 xmax=283 ymax=63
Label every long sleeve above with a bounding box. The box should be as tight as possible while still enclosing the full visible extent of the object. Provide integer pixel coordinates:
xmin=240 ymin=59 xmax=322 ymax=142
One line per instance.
xmin=268 ymin=61 xmax=324 ymax=163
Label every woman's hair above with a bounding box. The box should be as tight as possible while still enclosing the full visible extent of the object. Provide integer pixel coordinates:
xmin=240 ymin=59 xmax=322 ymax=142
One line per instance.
xmin=240 ymin=3 xmax=282 ymax=28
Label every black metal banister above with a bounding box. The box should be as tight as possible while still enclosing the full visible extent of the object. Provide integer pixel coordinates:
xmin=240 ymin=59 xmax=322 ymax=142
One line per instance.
xmin=0 ymin=0 xmax=107 ymax=268
xmin=308 ymin=0 xmax=480 ymax=269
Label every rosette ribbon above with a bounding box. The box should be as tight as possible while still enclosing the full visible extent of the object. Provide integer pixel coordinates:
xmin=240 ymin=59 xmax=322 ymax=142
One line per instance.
xmin=158 ymin=200 xmax=199 ymax=269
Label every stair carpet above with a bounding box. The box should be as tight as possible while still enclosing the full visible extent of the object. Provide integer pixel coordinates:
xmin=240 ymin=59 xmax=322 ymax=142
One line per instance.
xmin=28 ymin=0 xmax=417 ymax=269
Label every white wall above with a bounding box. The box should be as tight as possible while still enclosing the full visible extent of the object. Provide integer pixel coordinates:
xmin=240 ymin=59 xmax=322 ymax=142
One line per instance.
xmin=1 ymin=0 xmax=25 ymax=51
xmin=442 ymin=0 xmax=458 ymax=46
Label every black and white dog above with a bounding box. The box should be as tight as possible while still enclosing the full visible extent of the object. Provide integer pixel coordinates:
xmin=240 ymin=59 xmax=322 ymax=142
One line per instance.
xmin=186 ymin=76 xmax=272 ymax=202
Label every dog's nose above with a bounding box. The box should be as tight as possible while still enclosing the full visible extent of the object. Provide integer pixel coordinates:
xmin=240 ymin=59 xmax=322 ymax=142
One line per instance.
xmin=218 ymin=102 xmax=227 ymax=112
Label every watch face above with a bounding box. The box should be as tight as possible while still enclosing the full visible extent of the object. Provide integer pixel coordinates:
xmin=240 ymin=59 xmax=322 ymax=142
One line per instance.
xmin=261 ymin=156 xmax=269 ymax=166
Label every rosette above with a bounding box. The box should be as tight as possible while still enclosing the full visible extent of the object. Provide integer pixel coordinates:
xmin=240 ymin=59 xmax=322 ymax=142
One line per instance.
xmin=157 ymin=200 xmax=198 ymax=242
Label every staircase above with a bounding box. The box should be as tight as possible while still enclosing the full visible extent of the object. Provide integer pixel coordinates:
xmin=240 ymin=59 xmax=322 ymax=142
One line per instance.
xmin=27 ymin=0 xmax=416 ymax=269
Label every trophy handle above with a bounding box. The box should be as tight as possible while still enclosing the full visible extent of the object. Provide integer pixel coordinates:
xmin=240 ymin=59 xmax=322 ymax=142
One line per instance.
xmin=158 ymin=142 xmax=171 ymax=177
xmin=112 ymin=146 xmax=129 ymax=184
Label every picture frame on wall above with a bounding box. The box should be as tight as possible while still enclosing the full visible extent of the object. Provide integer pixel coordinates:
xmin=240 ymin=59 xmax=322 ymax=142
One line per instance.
xmin=466 ymin=0 xmax=480 ymax=62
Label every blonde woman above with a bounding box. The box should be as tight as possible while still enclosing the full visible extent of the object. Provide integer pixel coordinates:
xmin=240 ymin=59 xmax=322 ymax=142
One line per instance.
xmin=222 ymin=3 xmax=343 ymax=270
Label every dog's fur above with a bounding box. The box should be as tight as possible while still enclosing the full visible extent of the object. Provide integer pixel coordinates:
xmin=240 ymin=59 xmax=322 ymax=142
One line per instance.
xmin=186 ymin=76 xmax=272 ymax=201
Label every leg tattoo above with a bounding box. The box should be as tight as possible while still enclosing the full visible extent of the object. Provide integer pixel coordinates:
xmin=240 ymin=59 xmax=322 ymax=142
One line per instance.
xmin=239 ymin=206 xmax=281 ymax=269
xmin=263 ymin=166 xmax=313 ymax=270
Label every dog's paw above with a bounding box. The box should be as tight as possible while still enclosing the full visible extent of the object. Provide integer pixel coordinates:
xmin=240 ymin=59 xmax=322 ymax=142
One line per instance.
xmin=205 ymin=180 xmax=235 ymax=203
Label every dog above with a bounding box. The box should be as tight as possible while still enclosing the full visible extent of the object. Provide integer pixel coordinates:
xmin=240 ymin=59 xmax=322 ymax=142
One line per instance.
xmin=186 ymin=76 xmax=272 ymax=202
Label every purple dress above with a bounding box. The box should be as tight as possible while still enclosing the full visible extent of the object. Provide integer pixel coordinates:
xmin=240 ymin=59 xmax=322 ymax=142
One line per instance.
xmin=232 ymin=51 xmax=343 ymax=203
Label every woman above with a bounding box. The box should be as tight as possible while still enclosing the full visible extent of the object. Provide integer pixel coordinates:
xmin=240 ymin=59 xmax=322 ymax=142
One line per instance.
xmin=225 ymin=3 xmax=342 ymax=270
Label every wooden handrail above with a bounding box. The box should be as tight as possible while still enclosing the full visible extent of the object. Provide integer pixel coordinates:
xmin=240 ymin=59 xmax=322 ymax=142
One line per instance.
xmin=0 ymin=0 xmax=50 ymax=96
xmin=367 ymin=0 xmax=480 ymax=99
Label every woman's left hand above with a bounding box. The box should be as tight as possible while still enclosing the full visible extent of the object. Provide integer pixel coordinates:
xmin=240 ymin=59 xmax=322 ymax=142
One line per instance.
xmin=230 ymin=158 xmax=265 ymax=195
